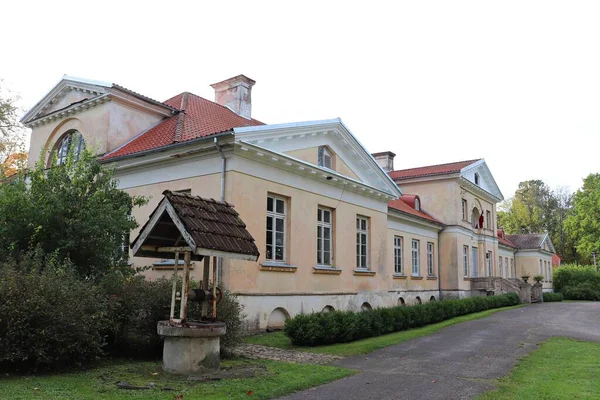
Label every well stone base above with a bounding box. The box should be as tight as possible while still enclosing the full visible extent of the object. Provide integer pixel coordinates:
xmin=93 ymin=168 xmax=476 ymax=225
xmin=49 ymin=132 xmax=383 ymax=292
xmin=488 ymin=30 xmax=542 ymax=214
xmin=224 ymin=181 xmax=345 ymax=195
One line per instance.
xmin=157 ymin=320 xmax=226 ymax=375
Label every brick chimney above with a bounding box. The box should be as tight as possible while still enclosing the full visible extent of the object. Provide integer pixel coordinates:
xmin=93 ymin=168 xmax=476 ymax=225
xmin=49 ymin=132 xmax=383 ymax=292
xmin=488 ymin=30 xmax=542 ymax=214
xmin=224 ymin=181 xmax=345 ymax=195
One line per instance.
xmin=372 ymin=151 xmax=396 ymax=172
xmin=210 ymin=74 xmax=255 ymax=119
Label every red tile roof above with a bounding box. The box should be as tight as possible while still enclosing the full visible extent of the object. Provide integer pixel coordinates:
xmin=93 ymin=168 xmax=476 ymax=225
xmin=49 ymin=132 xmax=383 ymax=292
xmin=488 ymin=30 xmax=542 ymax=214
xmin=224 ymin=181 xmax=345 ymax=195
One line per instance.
xmin=388 ymin=195 xmax=443 ymax=225
xmin=389 ymin=159 xmax=481 ymax=181
xmin=102 ymin=92 xmax=264 ymax=160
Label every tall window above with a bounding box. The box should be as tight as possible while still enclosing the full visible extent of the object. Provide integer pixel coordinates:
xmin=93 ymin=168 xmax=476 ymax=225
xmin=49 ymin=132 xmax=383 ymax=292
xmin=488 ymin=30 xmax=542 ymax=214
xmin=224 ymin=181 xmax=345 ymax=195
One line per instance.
xmin=463 ymin=245 xmax=469 ymax=276
xmin=474 ymin=172 xmax=480 ymax=185
xmin=499 ymin=256 xmax=503 ymax=277
xmin=461 ymin=199 xmax=468 ymax=220
xmin=539 ymin=259 xmax=543 ymax=276
xmin=394 ymin=236 xmax=403 ymax=274
xmin=266 ymin=195 xmax=286 ymax=262
xmin=317 ymin=207 xmax=333 ymax=265
xmin=414 ymin=198 xmax=420 ymax=211
xmin=318 ymin=146 xmax=332 ymax=169
xmin=505 ymin=257 xmax=509 ymax=277
xmin=412 ymin=239 xmax=420 ymax=276
xmin=486 ymin=251 xmax=493 ymax=276
xmin=510 ymin=258 xmax=514 ymax=277
xmin=55 ymin=130 xmax=85 ymax=165
xmin=356 ymin=216 xmax=369 ymax=269
xmin=486 ymin=211 xmax=491 ymax=229
xmin=427 ymin=242 xmax=434 ymax=276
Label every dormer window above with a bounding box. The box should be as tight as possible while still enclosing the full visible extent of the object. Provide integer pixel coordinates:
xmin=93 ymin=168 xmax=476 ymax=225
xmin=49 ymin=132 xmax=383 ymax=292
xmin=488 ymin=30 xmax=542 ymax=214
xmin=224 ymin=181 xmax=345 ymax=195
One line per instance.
xmin=55 ymin=130 xmax=85 ymax=166
xmin=414 ymin=197 xmax=420 ymax=211
xmin=318 ymin=146 xmax=332 ymax=169
xmin=474 ymin=172 xmax=480 ymax=186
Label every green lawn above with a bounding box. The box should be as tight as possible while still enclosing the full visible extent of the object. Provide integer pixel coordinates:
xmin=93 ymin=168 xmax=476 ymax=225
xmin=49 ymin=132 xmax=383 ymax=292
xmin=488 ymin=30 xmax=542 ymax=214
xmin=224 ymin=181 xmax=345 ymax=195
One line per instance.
xmin=479 ymin=337 xmax=600 ymax=399
xmin=246 ymin=305 xmax=524 ymax=357
xmin=0 ymin=359 xmax=354 ymax=400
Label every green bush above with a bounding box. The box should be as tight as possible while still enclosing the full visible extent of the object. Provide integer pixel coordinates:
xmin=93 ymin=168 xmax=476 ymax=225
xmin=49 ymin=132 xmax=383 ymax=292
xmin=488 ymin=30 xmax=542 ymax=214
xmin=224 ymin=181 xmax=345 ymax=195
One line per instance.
xmin=553 ymin=264 xmax=600 ymax=301
xmin=561 ymin=283 xmax=600 ymax=301
xmin=542 ymin=292 xmax=564 ymax=302
xmin=285 ymin=293 xmax=520 ymax=346
xmin=0 ymin=256 xmax=109 ymax=371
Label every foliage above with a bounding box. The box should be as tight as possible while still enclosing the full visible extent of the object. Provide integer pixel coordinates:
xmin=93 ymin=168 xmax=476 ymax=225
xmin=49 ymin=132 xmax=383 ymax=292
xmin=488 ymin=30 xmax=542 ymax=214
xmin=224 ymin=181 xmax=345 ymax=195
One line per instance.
xmin=0 ymin=149 xmax=146 ymax=277
xmin=0 ymin=359 xmax=354 ymax=400
xmin=246 ymin=306 xmax=523 ymax=356
xmin=542 ymin=292 xmax=564 ymax=302
xmin=0 ymin=252 xmax=109 ymax=371
xmin=565 ymin=173 xmax=600 ymax=261
xmin=479 ymin=337 xmax=600 ymax=400
xmin=284 ymin=293 xmax=520 ymax=347
xmin=206 ymin=289 xmax=246 ymax=356
xmin=0 ymin=80 xmax=26 ymax=178
xmin=533 ymin=275 xmax=544 ymax=283
xmin=553 ymin=264 xmax=600 ymax=301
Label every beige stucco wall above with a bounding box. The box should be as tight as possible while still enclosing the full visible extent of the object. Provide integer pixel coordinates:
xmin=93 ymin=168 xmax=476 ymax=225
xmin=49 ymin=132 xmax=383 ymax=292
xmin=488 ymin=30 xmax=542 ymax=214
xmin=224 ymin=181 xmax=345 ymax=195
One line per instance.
xmin=27 ymin=100 xmax=162 ymax=168
xmin=515 ymin=251 xmax=553 ymax=289
xmin=498 ymin=246 xmax=516 ymax=278
xmin=285 ymin=146 xmax=360 ymax=181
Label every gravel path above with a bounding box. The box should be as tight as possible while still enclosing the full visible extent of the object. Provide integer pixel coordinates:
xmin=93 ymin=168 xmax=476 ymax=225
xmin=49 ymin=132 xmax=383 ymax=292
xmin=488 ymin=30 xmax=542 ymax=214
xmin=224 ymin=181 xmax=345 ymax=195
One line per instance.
xmin=233 ymin=343 xmax=342 ymax=365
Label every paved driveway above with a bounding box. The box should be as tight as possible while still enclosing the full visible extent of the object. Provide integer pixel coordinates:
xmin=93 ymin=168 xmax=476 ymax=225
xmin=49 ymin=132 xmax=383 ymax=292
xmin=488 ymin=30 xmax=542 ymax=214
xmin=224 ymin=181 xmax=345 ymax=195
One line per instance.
xmin=279 ymin=302 xmax=600 ymax=400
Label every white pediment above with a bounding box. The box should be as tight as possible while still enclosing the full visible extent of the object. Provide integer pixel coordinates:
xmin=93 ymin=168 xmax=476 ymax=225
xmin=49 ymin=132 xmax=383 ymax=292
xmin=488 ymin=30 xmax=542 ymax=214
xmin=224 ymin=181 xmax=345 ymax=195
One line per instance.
xmin=460 ymin=160 xmax=504 ymax=201
xmin=21 ymin=76 xmax=111 ymax=125
xmin=234 ymin=119 xmax=401 ymax=197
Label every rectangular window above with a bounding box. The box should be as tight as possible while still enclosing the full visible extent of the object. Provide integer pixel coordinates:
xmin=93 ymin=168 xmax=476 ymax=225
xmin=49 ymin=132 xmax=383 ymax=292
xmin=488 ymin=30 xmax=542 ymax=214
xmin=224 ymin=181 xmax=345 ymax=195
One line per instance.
xmin=412 ymin=239 xmax=420 ymax=276
xmin=462 ymin=199 xmax=468 ymax=220
xmin=394 ymin=236 xmax=403 ymax=274
xmin=266 ymin=195 xmax=286 ymax=262
xmin=539 ymin=259 xmax=543 ymax=276
xmin=318 ymin=146 xmax=332 ymax=169
xmin=505 ymin=257 xmax=509 ymax=277
xmin=463 ymin=245 xmax=469 ymax=276
xmin=487 ymin=251 xmax=493 ymax=276
xmin=510 ymin=258 xmax=514 ymax=277
xmin=499 ymin=256 xmax=503 ymax=277
xmin=486 ymin=211 xmax=491 ymax=229
xmin=317 ymin=207 xmax=333 ymax=265
xmin=427 ymin=242 xmax=434 ymax=276
xmin=356 ymin=216 xmax=369 ymax=269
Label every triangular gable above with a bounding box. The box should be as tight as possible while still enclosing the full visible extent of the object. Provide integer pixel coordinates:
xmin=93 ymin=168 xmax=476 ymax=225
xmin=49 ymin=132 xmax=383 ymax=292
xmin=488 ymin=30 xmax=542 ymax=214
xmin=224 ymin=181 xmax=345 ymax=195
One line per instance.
xmin=542 ymin=234 xmax=556 ymax=253
xmin=21 ymin=76 xmax=111 ymax=125
xmin=234 ymin=118 xmax=401 ymax=197
xmin=460 ymin=160 xmax=504 ymax=201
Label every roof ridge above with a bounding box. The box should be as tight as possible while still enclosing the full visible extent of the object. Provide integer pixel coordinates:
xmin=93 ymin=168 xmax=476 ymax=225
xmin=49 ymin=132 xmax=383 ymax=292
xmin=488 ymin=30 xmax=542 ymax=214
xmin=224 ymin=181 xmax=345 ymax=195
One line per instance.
xmin=173 ymin=93 xmax=189 ymax=143
xmin=391 ymin=158 xmax=481 ymax=173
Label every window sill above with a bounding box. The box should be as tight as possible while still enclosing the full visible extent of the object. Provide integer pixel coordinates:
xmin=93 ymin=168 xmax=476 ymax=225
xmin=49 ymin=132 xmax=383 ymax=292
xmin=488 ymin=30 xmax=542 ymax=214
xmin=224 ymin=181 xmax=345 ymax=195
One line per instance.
xmin=393 ymin=273 xmax=407 ymax=280
xmin=313 ymin=265 xmax=342 ymax=275
xmin=411 ymin=275 xmax=424 ymax=280
xmin=353 ymin=269 xmax=376 ymax=276
xmin=426 ymin=276 xmax=438 ymax=280
xmin=260 ymin=262 xmax=297 ymax=273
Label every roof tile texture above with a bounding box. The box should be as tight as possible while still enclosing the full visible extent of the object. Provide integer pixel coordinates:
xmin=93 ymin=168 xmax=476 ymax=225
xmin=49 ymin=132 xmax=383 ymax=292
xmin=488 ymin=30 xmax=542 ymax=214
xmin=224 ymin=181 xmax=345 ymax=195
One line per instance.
xmin=389 ymin=159 xmax=480 ymax=180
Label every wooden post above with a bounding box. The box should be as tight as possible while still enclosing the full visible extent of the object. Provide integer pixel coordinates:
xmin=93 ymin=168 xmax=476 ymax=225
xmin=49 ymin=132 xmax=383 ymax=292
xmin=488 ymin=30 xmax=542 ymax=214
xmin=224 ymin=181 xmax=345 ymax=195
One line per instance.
xmin=169 ymin=252 xmax=179 ymax=320
xmin=202 ymin=256 xmax=210 ymax=317
xmin=212 ymin=256 xmax=218 ymax=319
xmin=179 ymin=251 xmax=191 ymax=323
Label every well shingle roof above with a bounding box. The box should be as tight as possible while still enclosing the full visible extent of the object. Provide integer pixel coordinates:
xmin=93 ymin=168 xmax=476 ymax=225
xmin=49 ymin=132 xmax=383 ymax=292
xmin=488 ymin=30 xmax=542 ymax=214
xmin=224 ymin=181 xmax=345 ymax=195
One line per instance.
xmin=389 ymin=159 xmax=480 ymax=180
xmin=102 ymin=92 xmax=263 ymax=160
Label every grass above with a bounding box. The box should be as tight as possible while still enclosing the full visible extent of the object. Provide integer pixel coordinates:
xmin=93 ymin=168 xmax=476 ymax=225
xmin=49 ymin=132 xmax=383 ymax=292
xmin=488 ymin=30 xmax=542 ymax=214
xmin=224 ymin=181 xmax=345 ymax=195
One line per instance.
xmin=246 ymin=305 xmax=524 ymax=357
xmin=478 ymin=337 xmax=600 ymax=399
xmin=0 ymin=358 xmax=354 ymax=400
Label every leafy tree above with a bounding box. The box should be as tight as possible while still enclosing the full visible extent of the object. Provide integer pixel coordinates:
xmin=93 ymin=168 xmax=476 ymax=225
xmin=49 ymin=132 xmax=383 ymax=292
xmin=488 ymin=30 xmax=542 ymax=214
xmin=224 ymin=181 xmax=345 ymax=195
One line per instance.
xmin=565 ymin=174 xmax=600 ymax=261
xmin=0 ymin=148 xmax=147 ymax=277
xmin=498 ymin=180 xmax=556 ymax=234
xmin=0 ymin=80 xmax=26 ymax=178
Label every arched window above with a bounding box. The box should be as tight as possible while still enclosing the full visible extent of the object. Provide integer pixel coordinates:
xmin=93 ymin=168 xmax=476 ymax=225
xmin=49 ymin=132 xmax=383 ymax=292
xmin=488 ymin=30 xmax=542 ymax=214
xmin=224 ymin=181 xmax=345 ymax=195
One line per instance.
xmin=55 ymin=130 xmax=85 ymax=165
xmin=414 ymin=197 xmax=420 ymax=211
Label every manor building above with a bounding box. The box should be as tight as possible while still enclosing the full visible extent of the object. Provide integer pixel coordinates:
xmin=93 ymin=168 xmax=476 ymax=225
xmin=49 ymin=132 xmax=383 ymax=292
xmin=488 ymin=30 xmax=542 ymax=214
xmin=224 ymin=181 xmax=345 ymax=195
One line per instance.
xmin=21 ymin=75 xmax=555 ymax=330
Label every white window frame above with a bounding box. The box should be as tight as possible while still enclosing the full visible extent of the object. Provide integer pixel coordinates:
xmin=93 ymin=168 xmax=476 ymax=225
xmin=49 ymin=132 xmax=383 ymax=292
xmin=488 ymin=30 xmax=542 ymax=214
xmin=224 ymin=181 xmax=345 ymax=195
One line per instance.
xmin=505 ymin=257 xmax=509 ymax=277
xmin=266 ymin=195 xmax=286 ymax=262
xmin=486 ymin=210 xmax=491 ymax=229
xmin=318 ymin=146 xmax=332 ymax=169
xmin=487 ymin=251 xmax=493 ymax=276
xmin=412 ymin=239 xmax=420 ymax=276
xmin=462 ymin=199 xmax=467 ymax=221
xmin=56 ymin=130 xmax=85 ymax=166
xmin=317 ymin=207 xmax=333 ymax=266
xmin=510 ymin=258 xmax=514 ymax=277
xmin=427 ymin=242 xmax=434 ymax=276
xmin=499 ymin=256 xmax=503 ymax=277
xmin=356 ymin=216 xmax=369 ymax=269
xmin=414 ymin=198 xmax=420 ymax=211
xmin=463 ymin=245 xmax=469 ymax=276
xmin=394 ymin=236 xmax=403 ymax=274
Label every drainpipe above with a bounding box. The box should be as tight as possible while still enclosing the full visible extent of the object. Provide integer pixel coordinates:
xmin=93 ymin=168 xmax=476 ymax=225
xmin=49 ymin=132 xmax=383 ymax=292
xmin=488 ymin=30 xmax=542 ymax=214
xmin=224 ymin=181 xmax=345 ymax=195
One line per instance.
xmin=437 ymin=233 xmax=442 ymax=300
xmin=215 ymin=137 xmax=226 ymax=283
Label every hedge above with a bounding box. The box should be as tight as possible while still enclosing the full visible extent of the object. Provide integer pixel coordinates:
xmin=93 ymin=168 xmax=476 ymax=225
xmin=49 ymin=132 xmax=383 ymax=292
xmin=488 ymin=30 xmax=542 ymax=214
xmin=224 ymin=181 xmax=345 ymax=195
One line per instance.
xmin=553 ymin=264 xmax=600 ymax=301
xmin=284 ymin=293 xmax=520 ymax=346
xmin=542 ymin=292 xmax=564 ymax=302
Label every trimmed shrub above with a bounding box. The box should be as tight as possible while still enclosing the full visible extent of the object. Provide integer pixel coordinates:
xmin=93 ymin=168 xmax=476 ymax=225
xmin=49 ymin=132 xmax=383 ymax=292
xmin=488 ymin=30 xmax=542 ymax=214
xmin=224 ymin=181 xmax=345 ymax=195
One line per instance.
xmin=542 ymin=292 xmax=564 ymax=302
xmin=561 ymin=283 xmax=600 ymax=301
xmin=285 ymin=293 xmax=520 ymax=346
xmin=553 ymin=264 xmax=600 ymax=301
xmin=0 ymin=257 xmax=109 ymax=371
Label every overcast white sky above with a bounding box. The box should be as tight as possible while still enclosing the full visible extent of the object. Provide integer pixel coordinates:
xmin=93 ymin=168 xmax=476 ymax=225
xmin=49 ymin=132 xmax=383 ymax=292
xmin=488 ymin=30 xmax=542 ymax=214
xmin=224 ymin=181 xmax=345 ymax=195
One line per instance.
xmin=2 ymin=1 xmax=598 ymax=198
